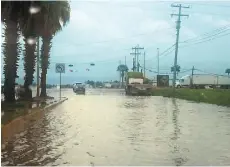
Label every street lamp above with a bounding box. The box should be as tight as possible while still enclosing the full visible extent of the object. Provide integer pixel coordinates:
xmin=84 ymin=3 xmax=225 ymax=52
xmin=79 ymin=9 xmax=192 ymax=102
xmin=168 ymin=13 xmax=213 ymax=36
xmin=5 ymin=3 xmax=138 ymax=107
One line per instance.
xmin=29 ymin=5 xmax=41 ymax=97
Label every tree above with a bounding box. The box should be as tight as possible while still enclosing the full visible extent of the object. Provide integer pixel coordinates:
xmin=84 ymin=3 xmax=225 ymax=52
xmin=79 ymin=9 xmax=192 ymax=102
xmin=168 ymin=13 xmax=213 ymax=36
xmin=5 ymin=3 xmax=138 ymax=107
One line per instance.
xmin=117 ymin=64 xmax=129 ymax=87
xmin=86 ymin=80 xmax=95 ymax=87
xmin=225 ymin=68 xmax=230 ymax=76
xmin=20 ymin=1 xmax=42 ymax=100
xmin=1 ymin=1 xmax=33 ymax=102
xmin=171 ymin=65 xmax=180 ymax=76
xmin=39 ymin=1 xmax=70 ymax=97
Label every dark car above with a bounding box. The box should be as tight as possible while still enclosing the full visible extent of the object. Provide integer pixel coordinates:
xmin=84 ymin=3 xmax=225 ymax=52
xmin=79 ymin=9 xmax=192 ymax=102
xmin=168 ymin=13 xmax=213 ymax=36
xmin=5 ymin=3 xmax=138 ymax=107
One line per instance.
xmin=73 ymin=82 xmax=86 ymax=94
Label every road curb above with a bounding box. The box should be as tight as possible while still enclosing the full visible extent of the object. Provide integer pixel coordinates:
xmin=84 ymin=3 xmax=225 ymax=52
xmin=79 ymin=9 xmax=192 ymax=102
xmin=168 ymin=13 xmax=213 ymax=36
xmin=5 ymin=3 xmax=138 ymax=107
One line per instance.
xmin=1 ymin=97 xmax=68 ymax=145
xmin=44 ymin=97 xmax=68 ymax=110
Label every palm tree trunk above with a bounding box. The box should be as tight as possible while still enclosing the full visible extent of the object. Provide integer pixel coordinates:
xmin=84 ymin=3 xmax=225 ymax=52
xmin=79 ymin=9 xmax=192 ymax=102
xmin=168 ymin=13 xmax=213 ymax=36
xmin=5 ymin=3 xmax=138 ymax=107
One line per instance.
xmin=121 ymin=71 xmax=124 ymax=88
xmin=23 ymin=36 xmax=36 ymax=100
xmin=3 ymin=20 xmax=20 ymax=102
xmin=40 ymin=36 xmax=52 ymax=97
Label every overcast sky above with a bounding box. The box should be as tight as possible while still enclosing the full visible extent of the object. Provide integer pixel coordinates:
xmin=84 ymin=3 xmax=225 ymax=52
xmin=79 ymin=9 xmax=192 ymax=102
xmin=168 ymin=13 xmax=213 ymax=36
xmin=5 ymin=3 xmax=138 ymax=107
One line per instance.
xmin=2 ymin=0 xmax=230 ymax=84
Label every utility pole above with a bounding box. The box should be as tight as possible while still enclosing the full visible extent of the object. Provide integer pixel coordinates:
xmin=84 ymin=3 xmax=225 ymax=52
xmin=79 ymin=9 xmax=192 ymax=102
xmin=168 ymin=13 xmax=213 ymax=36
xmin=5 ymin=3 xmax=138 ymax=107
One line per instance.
xmin=191 ymin=66 xmax=195 ymax=87
xmin=36 ymin=37 xmax=40 ymax=97
xmin=143 ymin=52 xmax=146 ymax=78
xmin=130 ymin=44 xmax=144 ymax=72
xmin=119 ymin=60 xmax=121 ymax=88
xmin=130 ymin=52 xmax=136 ymax=71
xmin=157 ymin=48 xmax=159 ymax=75
xmin=132 ymin=58 xmax=135 ymax=71
xmin=171 ymin=4 xmax=189 ymax=90
xmin=125 ymin=56 xmax=126 ymax=65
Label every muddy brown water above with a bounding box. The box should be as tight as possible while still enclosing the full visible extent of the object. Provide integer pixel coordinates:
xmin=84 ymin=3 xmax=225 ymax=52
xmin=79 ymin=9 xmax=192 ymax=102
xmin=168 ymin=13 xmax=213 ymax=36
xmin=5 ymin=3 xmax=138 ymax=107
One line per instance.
xmin=1 ymin=88 xmax=230 ymax=166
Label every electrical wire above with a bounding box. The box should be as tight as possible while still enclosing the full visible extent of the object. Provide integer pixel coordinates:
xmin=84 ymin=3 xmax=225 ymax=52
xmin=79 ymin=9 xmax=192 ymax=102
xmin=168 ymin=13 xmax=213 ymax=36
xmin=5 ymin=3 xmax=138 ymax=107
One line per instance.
xmin=180 ymin=31 xmax=230 ymax=48
xmin=182 ymin=2 xmax=230 ymax=8
xmin=195 ymin=69 xmax=229 ymax=77
xmin=180 ymin=24 xmax=230 ymax=43
xmin=149 ymin=27 xmax=230 ymax=61
xmin=56 ymin=27 xmax=174 ymax=48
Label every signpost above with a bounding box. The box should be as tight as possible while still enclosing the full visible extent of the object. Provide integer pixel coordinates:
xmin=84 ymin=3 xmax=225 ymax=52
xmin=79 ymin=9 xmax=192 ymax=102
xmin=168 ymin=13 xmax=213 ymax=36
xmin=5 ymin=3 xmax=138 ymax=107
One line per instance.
xmin=55 ymin=63 xmax=65 ymax=99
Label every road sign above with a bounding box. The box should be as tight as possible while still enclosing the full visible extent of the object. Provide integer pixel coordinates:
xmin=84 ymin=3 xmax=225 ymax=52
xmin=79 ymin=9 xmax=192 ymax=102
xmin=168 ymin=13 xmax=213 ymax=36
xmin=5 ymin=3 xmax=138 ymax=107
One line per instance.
xmin=55 ymin=63 xmax=65 ymax=73
xmin=55 ymin=63 xmax=65 ymax=100
xmin=157 ymin=75 xmax=169 ymax=87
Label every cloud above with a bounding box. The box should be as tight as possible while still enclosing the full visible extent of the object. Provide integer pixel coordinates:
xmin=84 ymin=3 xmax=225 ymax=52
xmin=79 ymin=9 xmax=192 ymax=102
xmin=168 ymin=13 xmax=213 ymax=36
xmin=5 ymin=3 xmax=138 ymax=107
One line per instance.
xmin=215 ymin=19 xmax=230 ymax=27
xmin=193 ymin=13 xmax=230 ymax=27
xmin=181 ymin=27 xmax=197 ymax=39
xmin=69 ymin=3 xmax=175 ymax=44
xmin=70 ymin=10 xmax=100 ymax=31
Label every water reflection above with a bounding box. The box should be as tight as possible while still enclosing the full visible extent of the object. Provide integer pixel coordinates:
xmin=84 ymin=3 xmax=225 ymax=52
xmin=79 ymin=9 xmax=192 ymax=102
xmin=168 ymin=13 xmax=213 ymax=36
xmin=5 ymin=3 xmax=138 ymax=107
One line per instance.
xmin=170 ymin=98 xmax=188 ymax=166
xmin=171 ymin=98 xmax=180 ymax=141
xmin=122 ymin=97 xmax=147 ymax=146
xmin=2 ymin=89 xmax=230 ymax=166
xmin=2 ymin=114 xmax=63 ymax=166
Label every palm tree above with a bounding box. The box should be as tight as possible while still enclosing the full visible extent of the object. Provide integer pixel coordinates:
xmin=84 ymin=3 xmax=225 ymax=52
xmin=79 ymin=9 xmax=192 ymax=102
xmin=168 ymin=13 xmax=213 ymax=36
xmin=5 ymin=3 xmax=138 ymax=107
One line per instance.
xmin=1 ymin=1 xmax=33 ymax=102
xmin=20 ymin=2 xmax=42 ymax=100
xmin=225 ymin=68 xmax=230 ymax=76
xmin=117 ymin=64 xmax=129 ymax=88
xmin=39 ymin=1 xmax=70 ymax=97
xmin=171 ymin=65 xmax=181 ymax=76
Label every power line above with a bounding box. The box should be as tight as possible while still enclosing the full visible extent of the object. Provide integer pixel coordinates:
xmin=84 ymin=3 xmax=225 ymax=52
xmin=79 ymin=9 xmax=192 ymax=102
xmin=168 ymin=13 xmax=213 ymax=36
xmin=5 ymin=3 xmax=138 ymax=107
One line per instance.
xmin=180 ymin=25 xmax=230 ymax=44
xmin=159 ymin=44 xmax=175 ymax=57
xmin=56 ymin=27 xmax=174 ymax=48
xmin=146 ymin=25 xmax=230 ymax=62
xmin=145 ymin=44 xmax=175 ymax=62
xmin=189 ymin=11 xmax=230 ymax=17
xmin=195 ymin=69 xmax=229 ymax=77
xmin=41 ymin=23 xmax=230 ymax=69
xmin=181 ymin=2 xmax=230 ymax=8
xmin=148 ymin=27 xmax=230 ymax=61
xmin=180 ymin=31 xmax=230 ymax=48
xmin=180 ymin=69 xmax=192 ymax=73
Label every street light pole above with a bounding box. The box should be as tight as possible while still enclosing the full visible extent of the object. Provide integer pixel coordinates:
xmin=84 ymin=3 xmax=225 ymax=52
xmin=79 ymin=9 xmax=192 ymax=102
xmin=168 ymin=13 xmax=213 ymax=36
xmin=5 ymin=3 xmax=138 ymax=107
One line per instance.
xmin=36 ymin=37 xmax=40 ymax=97
xmin=157 ymin=48 xmax=159 ymax=75
xmin=29 ymin=5 xmax=41 ymax=97
xmin=144 ymin=52 xmax=146 ymax=78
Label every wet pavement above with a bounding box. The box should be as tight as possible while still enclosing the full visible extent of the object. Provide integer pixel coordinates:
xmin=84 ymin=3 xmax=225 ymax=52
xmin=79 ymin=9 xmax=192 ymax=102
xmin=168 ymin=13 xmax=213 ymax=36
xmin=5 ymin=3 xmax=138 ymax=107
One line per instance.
xmin=1 ymin=88 xmax=230 ymax=166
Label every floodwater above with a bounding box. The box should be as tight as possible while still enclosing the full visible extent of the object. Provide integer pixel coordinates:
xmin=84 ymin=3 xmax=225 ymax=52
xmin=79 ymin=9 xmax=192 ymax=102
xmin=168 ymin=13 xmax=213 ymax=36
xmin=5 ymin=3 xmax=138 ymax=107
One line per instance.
xmin=1 ymin=88 xmax=230 ymax=166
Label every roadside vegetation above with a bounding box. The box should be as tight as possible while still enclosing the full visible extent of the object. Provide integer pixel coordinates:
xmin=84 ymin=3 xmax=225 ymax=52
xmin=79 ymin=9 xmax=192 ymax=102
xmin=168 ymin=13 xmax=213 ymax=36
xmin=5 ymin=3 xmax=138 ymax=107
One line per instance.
xmin=151 ymin=88 xmax=230 ymax=107
xmin=1 ymin=1 xmax=70 ymax=103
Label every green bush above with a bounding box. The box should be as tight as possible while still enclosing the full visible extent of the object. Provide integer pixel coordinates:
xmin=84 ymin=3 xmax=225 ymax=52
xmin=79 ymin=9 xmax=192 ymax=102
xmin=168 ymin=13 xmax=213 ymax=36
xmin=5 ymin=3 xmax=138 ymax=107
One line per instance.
xmin=151 ymin=88 xmax=230 ymax=107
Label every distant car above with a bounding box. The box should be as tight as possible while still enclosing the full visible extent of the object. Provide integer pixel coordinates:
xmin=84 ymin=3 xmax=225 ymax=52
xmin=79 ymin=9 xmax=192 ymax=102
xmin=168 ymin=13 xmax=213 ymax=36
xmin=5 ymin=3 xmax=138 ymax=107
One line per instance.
xmin=73 ymin=82 xmax=86 ymax=94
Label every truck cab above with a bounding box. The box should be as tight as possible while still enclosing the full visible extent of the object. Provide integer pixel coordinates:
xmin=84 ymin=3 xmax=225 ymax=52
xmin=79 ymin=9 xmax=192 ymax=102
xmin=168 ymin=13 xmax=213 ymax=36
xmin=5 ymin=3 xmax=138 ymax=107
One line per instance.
xmin=176 ymin=79 xmax=182 ymax=88
xmin=125 ymin=72 xmax=152 ymax=95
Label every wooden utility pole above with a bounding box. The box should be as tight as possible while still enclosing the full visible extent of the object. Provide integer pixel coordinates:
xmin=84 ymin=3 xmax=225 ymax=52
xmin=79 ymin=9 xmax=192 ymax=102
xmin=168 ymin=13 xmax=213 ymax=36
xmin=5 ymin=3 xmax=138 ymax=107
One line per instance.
xmin=171 ymin=4 xmax=189 ymax=90
xmin=132 ymin=58 xmax=135 ymax=71
xmin=130 ymin=44 xmax=144 ymax=72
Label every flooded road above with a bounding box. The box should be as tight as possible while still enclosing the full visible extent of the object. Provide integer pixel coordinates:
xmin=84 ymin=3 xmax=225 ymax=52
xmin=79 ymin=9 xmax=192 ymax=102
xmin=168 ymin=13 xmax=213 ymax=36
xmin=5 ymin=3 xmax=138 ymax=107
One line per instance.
xmin=2 ymin=88 xmax=230 ymax=166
